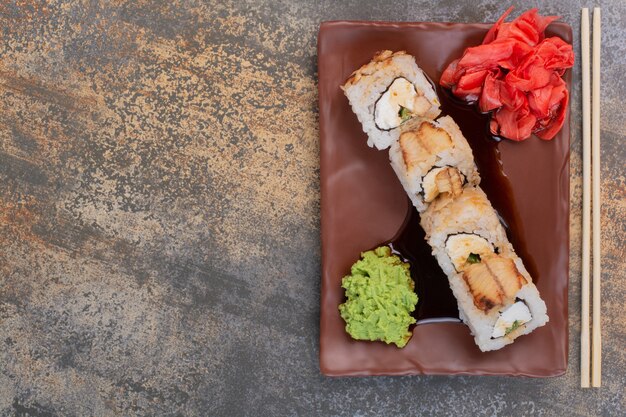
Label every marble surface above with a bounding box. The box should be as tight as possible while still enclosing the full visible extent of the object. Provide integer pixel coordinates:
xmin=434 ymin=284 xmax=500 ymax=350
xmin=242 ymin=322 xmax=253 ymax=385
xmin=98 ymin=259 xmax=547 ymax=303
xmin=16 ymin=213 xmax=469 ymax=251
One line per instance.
xmin=0 ymin=1 xmax=624 ymax=416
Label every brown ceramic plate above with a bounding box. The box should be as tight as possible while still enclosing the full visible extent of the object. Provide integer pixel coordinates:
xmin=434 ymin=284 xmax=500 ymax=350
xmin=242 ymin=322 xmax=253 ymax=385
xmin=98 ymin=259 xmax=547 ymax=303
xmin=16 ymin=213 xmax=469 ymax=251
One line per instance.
xmin=318 ymin=20 xmax=571 ymax=377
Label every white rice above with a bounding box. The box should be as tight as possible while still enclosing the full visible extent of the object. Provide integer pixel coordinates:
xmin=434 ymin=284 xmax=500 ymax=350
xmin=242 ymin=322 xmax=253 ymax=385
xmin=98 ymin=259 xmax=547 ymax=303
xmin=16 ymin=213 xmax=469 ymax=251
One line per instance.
xmin=389 ymin=116 xmax=480 ymax=213
xmin=420 ymin=187 xmax=511 ymax=276
xmin=342 ymin=50 xmax=440 ymax=150
xmin=451 ymin=269 xmax=548 ymax=352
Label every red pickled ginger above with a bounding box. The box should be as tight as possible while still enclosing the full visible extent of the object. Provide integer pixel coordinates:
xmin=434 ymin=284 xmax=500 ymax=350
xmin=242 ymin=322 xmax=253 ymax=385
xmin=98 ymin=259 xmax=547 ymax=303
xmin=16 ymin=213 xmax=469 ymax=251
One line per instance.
xmin=440 ymin=7 xmax=574 ymax=141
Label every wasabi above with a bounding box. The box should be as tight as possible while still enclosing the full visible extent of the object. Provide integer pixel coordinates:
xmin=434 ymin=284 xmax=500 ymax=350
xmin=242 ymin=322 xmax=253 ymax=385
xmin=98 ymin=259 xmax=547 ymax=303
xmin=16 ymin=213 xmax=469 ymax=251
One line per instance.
xmin=338 ymin=246 xmax=418 ymax=348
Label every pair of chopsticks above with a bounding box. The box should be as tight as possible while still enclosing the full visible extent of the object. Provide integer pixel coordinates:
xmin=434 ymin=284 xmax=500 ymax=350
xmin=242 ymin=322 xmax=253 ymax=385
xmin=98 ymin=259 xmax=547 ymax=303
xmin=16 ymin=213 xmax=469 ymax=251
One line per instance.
xmin=580 ymin=7 xmax=601 ymax=389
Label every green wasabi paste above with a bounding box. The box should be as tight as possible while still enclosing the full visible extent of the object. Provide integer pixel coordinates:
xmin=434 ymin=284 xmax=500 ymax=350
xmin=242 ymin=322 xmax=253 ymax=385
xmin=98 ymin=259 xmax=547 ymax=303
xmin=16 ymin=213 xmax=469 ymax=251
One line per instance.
xmin=338 ymin=246 xmax=418 ymax=348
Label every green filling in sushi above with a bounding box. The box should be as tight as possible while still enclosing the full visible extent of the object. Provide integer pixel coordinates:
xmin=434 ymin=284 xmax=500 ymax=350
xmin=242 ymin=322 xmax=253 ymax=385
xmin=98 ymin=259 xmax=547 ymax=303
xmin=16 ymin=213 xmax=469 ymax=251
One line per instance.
xmin=505 ymin=320 xmax=522 ymax=336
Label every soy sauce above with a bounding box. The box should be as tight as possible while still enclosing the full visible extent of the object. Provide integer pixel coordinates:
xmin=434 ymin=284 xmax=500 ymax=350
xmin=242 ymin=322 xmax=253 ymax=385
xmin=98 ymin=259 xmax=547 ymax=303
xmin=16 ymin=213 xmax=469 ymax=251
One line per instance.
xmin=388 ymin=203 xmax=460 ymax=320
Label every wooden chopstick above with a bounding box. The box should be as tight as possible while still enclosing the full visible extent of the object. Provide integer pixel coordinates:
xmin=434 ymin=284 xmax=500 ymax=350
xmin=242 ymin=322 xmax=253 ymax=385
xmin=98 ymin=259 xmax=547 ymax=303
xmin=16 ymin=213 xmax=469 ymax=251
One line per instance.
xmin=580 ymin=7 xmax=591 ymax=389
xmin=591 ymin=7 xmax=602 ymax=388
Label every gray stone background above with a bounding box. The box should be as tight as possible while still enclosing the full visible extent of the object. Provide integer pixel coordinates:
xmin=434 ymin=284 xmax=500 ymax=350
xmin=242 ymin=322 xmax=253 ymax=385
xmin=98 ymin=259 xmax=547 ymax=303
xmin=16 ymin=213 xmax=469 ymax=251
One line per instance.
xmin=0 ymin=1 xmax=624 ymax=416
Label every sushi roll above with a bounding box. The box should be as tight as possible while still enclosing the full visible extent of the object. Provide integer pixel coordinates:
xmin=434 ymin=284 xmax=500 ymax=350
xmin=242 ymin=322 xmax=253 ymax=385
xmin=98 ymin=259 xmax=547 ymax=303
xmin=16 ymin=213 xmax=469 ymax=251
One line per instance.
xmin=450 ymin=255 xmax=548 ymax=351
xmin=389 ymin=115 xmax=480 ymax=212
xmin=420 ymin=187 xmax=510 ymax=275
xmin=421 ymin=187 xmax=548 ymax=351
xmin=342 ymin=54 xmax=549 ymax=352
xmin=341 ymin=50 xmax=441 ymax=150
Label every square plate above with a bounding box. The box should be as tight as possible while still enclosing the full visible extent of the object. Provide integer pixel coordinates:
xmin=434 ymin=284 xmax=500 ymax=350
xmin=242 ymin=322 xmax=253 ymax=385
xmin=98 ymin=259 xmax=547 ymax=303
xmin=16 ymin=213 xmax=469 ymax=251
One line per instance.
xmin=318 ymin=20 xmax=571 ymax=376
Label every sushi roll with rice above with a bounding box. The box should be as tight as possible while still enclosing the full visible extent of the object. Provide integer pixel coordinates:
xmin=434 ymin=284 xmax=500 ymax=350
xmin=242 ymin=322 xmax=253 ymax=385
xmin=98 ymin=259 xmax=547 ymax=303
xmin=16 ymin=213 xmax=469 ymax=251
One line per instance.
xmin=420 ymin=187 xmax=548 ymax=351
xmin=452 ymin=255 xmax=548 ymax=351
xmin=341 ymin=50 xmax=441 ymax=150
xmin=419 ymin=187 xmax=511 ymax=276
xmin=389 ymin=115 xmax=480 ymax=212
xmin=342 ymin=50 xmax=549 ymax=352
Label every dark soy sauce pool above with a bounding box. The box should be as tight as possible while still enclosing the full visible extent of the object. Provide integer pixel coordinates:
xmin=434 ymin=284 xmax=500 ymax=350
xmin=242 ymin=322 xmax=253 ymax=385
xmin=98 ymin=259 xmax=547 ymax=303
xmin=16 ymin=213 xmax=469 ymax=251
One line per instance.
xmin=387 ymin=203 xmax=460 ymax=320
xmin=387 ymin=85 xmax=536 ymax=322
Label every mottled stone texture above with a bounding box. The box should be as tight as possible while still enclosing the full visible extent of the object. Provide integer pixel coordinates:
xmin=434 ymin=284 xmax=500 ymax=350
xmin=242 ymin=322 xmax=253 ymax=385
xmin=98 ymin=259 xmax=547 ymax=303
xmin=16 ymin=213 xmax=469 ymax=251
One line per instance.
xmin=0 ymin=0 xmax=623 ymax=416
